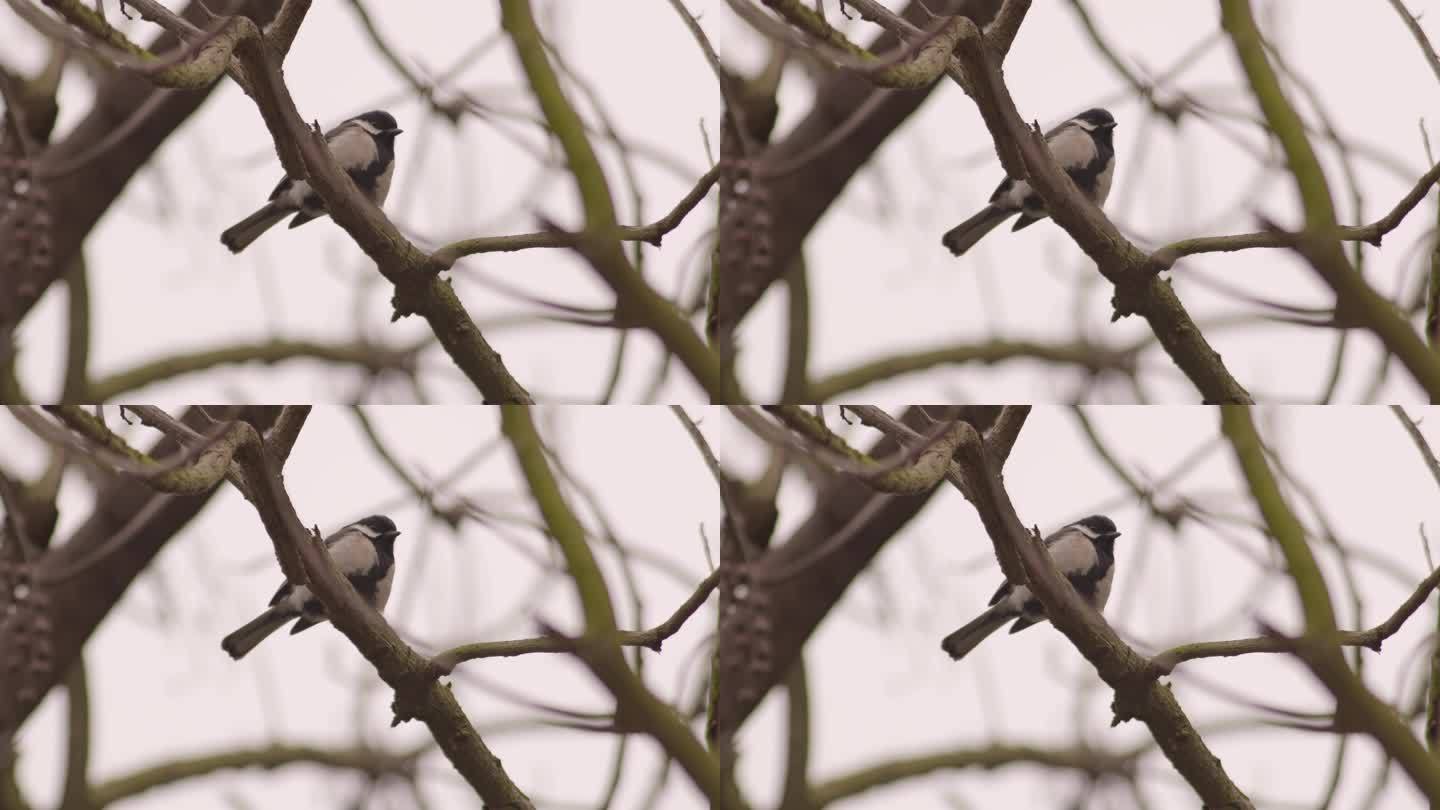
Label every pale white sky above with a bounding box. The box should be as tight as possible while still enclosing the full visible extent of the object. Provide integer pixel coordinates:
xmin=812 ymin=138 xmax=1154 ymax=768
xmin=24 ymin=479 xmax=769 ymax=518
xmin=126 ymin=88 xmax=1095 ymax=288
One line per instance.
xmin=6 ymin=405 xmax=1440 ymax=809
xmin=5 ymin=2 xmax=1440 ymax=402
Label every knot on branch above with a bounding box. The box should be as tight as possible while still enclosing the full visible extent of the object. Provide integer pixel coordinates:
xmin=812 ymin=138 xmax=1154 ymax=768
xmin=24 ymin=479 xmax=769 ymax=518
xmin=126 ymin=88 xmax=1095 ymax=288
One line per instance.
xmin=1 ymin=561 xmax=52 ymax=714
xmin=389 ymin=669 xmax=442 ymax=728
xmin=1108 ymin=269 xmax=1156 ymax=322
xmin=0 ymin=155 xmax=53 ymax=303
xmin=712 ymin=158 xmax=773 ymax=331
xmin=1109 ymin=682 xmax=1150 ymax=727
xmin=389 ymin=272 xmax=440 ymax=322
xmin=717 ymin=562 xmax=774 ymax=710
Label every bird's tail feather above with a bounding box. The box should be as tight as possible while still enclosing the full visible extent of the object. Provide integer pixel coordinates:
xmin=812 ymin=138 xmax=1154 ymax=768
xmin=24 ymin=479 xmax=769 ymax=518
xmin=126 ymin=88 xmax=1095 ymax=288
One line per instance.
xmin=940 ymin=606 xmax=1011 ymax=660
xmin=221 ymin=608 xmax=290 ymax=659
xmin=220 ymin=204 xmax=288 ymax=254
xmin=941 ymin=206 xmax=1013 ymax=256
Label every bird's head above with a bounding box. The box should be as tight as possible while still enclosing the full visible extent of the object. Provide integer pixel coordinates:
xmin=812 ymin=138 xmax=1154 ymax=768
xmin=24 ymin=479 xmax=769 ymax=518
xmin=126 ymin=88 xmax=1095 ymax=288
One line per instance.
xmin=1071 ymin=514 xmax=1121 ymax=546
xmin=352 ymin=110 xmax=404 ymax=142
xmin=353 ymin=514 xmax=402 ymax=544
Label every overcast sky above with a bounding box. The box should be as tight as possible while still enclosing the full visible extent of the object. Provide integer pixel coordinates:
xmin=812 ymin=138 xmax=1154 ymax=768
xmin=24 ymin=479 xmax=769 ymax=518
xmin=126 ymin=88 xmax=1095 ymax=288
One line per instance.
xmin=5 ymin=2 xmax=1440 ymax=402
xmin=6 ymin=405 xmax=1440 ymax=809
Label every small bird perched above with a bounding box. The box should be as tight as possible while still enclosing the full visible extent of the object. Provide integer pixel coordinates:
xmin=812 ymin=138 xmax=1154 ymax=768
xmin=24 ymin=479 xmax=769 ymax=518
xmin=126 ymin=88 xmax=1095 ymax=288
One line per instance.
xmin=221 ymin=515 xmax=402 ymax=660
xmin=941 ymin=108 xmax=1117 ymax=256
xmin=220 ymin=110 xmax=403 ymax=253
xmin=941 ymin=515 xmax=1120 ymax=661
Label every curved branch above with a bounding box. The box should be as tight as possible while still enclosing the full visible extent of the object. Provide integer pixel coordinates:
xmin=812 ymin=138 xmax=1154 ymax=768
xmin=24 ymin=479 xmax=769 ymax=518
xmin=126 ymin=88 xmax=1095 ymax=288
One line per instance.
xmin=755 ymin=405 xmax=967 ymax=494
xmin=85 ymin=338 xmax=428 ymax=401
xmin=806 ymin=338 xmax=1139 ymax=401
xmin=434 ymin=166 xmax=720 ymax=262
xmin=1155 ymin=161 xmax=1440 ymax=263
xmin=434 ymin=570 xmax=717 ymax=671
xmin=952 ymin=422 xmax=1254 ymax=808
xmin=809 ymin=743 xmax=1137 ymax=807
xmin=1220 ymin=0 xmax=1440 ymax=399
xmin=1220 ymin=404 xmax=1440 ymax=800
xmin=499 ymin=0 xmax=736 ymax=401
xmin=18 ymin=406 xmax=253 ymax=495
xmin=951 ymin=19 xmax=1252 ymax=403
xmin=226 ymin=26 xmax=533 ymax=403
xmin=1153 ymin=564 xmax=1440 ymax=673
xmin=230 ymin=427 xmax=536 ymax=808
xmin=89 ymin=743 xmax=424 ymax=807
xmin=499 ymin=405 xmax=746 ymax=809
xmin=59 ymin=656 xmax=89 ymax=810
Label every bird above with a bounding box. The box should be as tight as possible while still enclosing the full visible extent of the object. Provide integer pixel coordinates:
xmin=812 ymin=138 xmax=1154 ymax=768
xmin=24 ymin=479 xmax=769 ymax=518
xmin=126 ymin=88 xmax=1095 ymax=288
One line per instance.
xmin=941 ymin=515 xmax=1120 ymax=661
xmin=941 ymin=108 xmax=1117 ymax=256
xmin=219 ymin=110 xmax=403 ymax=253
xmin=221 ymin=515 xmax=402 ymax=660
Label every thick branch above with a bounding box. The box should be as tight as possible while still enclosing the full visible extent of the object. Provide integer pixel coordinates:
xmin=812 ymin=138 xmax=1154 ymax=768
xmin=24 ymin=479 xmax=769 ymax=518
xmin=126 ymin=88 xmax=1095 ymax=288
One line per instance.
xmin=952 ymin=423 xmax=1253 ymax=807
xmin=499 ymin=0 xmax=735 ymax=401
xmin=0 ymin=407 xmax=285 ymax=736
xmin=498 ymin=405 xmax=744 ymax=809
xmin=1220 ymin=0 xmax=1440 ymax=400
xmin=951 ymin=20 xmax=1252 ymax=403
xmin=5 ymin=1 xmax=287 ymax=339
xmin=230 ymin=423 xmax=535 ymax=809
xmin=228 ymin=29 xmax=533 ymax=403
xmin=725 ymin=0 xmax=1012 ymax=330
xmin=1219 ymin=404 xmax=1440 ymax=800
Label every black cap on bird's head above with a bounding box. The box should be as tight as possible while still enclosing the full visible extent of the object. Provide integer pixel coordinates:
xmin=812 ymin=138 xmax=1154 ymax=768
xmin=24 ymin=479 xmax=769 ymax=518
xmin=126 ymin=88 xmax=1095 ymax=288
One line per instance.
xmin=1071 ymin=514 xmax=1120 ymax=542
xmin=354 ymin=514 xmax=401 ymax=541
xmin=1073 ymin=108 xmax=1117 ymax=132
xmin=352 ymin=110 xmax=404 ymax=139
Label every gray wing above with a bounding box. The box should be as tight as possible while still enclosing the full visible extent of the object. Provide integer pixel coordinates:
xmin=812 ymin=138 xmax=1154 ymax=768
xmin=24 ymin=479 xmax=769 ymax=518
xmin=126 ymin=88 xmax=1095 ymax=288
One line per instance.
xmin=1041 ymin=117 xmax=1082 ymax=141
xmin=989 ymin=526 xmax=1088 ymax=603
xmin=325 ymin=125 xmax=379 ymax=173
xmin=1044 ymin=126 xmax=1098 ymax=171
xmin=1044 ymin=530 xmax=1098 ymax=575
xmin=326 ymin=531 xmax=378 ymax=574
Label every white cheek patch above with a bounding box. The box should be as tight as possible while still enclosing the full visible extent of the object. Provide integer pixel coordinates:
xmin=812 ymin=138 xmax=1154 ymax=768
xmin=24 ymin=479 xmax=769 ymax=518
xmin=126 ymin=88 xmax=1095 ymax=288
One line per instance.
xmin=1003 ymin=583 xmax=1034 ymax=612
xmin=277 ymin=178 xmax=313 ymax=208
xmin=282 ymin=583 xmax=314 ymax=612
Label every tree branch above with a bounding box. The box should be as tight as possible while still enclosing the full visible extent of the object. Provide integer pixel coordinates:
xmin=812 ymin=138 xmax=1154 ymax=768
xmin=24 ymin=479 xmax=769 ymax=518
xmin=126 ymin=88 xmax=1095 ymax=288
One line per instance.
xmin=225 ymin=23 xmax=533 ymax=403
xmin=951 ymin=18 xmax=1252 ymax=403
xmin=951 ymin=420 xmax=1254 ymax=807
xmin=1219 ymin=403 xmax=1440 ymax=800
xmin=229 ymin=421 xmax=536 ymax=808
xmin=433 ymin=166 xmax=720 ymax=262
xmin=89 ymin=743 xmax=425 ymax=807
xmin=498 ymin=404 xmax=745 ymax=809
xmin=809 ymin=742 xmax=1137 ymax=807
xmin=85 ymin=338 xmax=428 ymax=401
xmin=1153 ymin=564 xmax=1440 ymax=672
xmin=1154 ymin=160 xmax=1440 ymax=263
xmin=805 ymin=338 xmax=1139 ymax=401
xmin=1220 ymin=0 xmax=1440 ymax=400
xmin=431 ymin=571 xmax=719 ymax=672
xmin=499 ymin=0 xmax=736 ymax=401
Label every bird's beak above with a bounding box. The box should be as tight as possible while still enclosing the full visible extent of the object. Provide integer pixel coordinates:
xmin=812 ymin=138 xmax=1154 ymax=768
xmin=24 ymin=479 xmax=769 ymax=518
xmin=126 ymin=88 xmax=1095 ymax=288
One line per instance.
xmin=383 ymin=530 xmax=401 ymax=541
xmin=387 ymin=128 xmax=404 ymax=137
xmin=1104 ymin=531 xmax=1121 ymax=541
xmin=1104 ymin=122 xmax=1118 ymax=131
